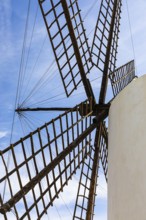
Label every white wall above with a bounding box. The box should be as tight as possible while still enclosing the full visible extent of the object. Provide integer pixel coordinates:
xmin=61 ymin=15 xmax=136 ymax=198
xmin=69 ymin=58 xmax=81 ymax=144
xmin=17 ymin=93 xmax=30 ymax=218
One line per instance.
xmin=108 ymin=75 xmax=146 ymax=220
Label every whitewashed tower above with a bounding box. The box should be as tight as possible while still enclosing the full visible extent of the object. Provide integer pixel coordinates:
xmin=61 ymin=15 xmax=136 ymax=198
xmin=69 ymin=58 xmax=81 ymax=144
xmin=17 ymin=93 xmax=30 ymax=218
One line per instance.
xmin=108 ymin=75 xmax=146 ymax=220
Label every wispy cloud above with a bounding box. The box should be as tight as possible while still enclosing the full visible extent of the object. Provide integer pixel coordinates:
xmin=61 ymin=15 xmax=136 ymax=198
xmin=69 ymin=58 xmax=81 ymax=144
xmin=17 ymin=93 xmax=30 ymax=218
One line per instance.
xmin=0 ymin=131 xmax=8 ymax=139
xmin=97 ymin=173 xmax=107 ymax=199
xmin=0 ymin=1 xmax=14 ymax=64
xmin=0 ymin=1 xmax=11 ymax=33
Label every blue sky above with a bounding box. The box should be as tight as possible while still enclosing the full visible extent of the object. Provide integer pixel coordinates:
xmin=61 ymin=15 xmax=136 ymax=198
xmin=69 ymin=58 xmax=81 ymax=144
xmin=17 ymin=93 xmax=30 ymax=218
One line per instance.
xmin=0 ymin=0 xmax=146 ymax=219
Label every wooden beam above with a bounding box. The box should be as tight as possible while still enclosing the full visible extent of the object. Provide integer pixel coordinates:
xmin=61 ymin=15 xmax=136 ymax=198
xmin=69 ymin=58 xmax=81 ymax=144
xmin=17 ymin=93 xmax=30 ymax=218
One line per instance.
xmin=61 ymin=0 xmax=95 ymax=102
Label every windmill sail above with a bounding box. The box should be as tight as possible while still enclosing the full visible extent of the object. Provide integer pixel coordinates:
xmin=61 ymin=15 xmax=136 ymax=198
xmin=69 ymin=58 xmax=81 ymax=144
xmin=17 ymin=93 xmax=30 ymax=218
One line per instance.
xmin=73 ymin=138 xmax=99 ymax=220
xmin=91 ymin=0 xmax=122 ymax=74
xmin=73 ymin=122 xmax=108 ymax=219
xmin=38 ymin=0 xmax=93 ymax=97
xmin=99 ymin=122 xmax=108 ymax=182
xmin=0 ymin=100 xmax=96 ymax=219
xmin=91 ymin=0 xmax=122 ymax=103
xmin=109 ymin=60 xmax=136 ymax=97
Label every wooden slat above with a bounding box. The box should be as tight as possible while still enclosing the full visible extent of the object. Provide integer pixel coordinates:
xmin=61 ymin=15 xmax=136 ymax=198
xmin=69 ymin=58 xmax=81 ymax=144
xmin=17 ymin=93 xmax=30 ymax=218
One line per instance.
xmin=0 ymin=100 xmax=94 ymax=219
xmin=91 ymin=0 xmax=122 ymax=79
xmin=109 ymin=60 xmax=136 ymax=97
xmin=38 ymin=0 xmax=93 ymax=97
xmin=99 ymin=122 xmax=108 ymax=182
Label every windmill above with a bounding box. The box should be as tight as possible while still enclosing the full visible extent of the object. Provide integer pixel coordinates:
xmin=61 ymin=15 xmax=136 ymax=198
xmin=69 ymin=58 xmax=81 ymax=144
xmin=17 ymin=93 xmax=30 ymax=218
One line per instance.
xmin=0 ymin=0 xmax=136 ymax=219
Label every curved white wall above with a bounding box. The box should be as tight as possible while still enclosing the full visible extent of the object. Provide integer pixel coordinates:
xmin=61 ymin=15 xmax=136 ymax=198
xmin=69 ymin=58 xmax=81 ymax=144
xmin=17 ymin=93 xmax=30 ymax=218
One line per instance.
xmin=108 ymin=75 xmax=146 ymax=220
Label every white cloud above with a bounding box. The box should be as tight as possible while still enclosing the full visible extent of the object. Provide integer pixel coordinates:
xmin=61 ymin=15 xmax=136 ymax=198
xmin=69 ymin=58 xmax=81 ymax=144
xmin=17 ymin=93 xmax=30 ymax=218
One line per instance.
xmin=97 ymin=174 xmax=107 ymax=199
xmin=0 ymin=1 xmax=13 ymax=62
xmin=0 ymin=131 xmax=8 ymax=139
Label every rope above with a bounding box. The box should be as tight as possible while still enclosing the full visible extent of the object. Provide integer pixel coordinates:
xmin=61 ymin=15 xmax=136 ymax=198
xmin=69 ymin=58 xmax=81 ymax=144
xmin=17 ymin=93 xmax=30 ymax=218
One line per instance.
xmin=83 ymin=0 xmax=98 ymax=20
xmin=20 ymin=4 xmax=39 ymax=104
xmin=20 ymin=34 xmax=47 ymax=105
xmin=15 ymin=0 xmax=103 ymax=111
xmin=17 ymin=0 xmax=31 ymax=106
xmin=17 ymin=1 xmax=100 ymax=108
xmin=20 ymin=58 xmax=58 ymax=107
xmin=20 ymin=75 xmax=102 ymax=108
xmin=2 ymin=0 xmax=31 ymax=203
xmin=125 ymin=0 xmax=137 ymax=74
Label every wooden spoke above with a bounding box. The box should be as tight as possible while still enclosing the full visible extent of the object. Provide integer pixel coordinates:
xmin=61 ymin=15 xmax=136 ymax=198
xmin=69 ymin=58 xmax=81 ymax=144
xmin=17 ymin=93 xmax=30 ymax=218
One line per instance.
xmin=91 ymin=0 xmax=122 ymax=103
xmin=73 ymin=137 xmax=99 ymax=220
xmin=0 ymin=100 xmax=96 ymax=219
xmin=38 ymin=0 xmax=93 ymax=98
xmin=73 ymin=121 xmax=108 ymax=219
